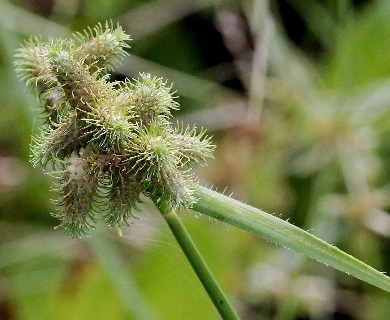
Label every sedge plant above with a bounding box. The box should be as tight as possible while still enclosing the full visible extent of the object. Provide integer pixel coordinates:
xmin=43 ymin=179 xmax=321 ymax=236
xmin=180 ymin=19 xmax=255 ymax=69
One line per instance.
xmin=15 ymin=22 xmax=390 ymax=319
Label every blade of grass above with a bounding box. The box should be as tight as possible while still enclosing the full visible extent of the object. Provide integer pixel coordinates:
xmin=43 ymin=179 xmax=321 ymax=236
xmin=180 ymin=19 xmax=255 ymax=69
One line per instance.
xmin=192 ymin=186 xmax=390 ymax=293
xmin=87 ymin=231 xmax=157 ymax=320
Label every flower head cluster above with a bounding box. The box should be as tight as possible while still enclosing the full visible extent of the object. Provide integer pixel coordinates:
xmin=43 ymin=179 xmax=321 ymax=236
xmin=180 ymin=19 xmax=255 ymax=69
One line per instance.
xmin=15 ymin=22 xmax=214 ymax=237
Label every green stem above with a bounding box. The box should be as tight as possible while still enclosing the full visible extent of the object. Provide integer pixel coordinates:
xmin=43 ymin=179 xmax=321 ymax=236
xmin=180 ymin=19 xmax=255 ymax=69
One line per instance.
xmin=153 ymin=198 xmax=240 ymax=320
xmin=192 ymin=186 xmax=390 ymax=293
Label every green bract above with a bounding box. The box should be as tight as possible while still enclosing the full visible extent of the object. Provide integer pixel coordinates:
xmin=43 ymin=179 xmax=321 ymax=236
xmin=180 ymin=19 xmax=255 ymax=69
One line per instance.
xmin=15 ymin=22 xmax=214 ymax=237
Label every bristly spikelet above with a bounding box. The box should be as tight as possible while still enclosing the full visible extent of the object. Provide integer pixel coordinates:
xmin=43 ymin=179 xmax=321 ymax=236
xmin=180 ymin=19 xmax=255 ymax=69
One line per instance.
xmin=30 ymin=115 xmax=83 ymax=168
xmin=128 ymin=122 xmax=176 ymax=177
xmin=128 ymin=73 xmax=179 ymax=127
xmin=173 ymin=124 xmax=215 ymax=165
xmin=73 ymin=21 xmax=131 ymax=72
xmin=149 ymin=167 xmax=197 ymax=209
xmin=14 ymin=37 xmax=58 ymax=94
xmin=82 ymin=93 xmax=136 ymax=150
xmin=131 ymin=124 xmax=197 ymax=208
xmin=15 ymin=22 xmax=214 ymax=237
xmin=52 ymin=158 xmax=98 ymax=238
xmin=48 ymin=47 xmax=112 ymax=112
xmin=104 ymin=173 xmax=144 ymax=226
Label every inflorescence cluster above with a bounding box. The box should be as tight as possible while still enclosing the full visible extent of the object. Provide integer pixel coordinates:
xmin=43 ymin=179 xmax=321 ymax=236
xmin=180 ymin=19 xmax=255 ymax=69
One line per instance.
xmin=15 ymin=22 xmax=214 ymax=237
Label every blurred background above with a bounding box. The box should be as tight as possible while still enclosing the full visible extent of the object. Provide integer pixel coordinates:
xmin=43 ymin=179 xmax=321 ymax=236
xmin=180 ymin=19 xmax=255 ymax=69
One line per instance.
xmin=1 ymin=0 xmax=390 ymax=319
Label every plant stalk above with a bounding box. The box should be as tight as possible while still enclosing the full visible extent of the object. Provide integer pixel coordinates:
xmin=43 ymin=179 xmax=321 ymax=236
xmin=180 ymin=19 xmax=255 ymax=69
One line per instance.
xmin=153 ymin=198 xmax=240 ymax=320
xmin=192 ymin=186 xmax=390 ymax=293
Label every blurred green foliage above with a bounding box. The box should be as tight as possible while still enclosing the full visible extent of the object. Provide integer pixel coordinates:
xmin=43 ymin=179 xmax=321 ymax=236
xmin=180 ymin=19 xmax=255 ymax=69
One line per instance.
xmin=0 ymin=0 xmax=389 ymax=319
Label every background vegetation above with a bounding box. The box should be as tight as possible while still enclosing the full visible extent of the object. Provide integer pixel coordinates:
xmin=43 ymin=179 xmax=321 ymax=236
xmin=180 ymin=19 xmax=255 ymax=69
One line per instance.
xmin=1 ymin=0 xmax=390 ymax=319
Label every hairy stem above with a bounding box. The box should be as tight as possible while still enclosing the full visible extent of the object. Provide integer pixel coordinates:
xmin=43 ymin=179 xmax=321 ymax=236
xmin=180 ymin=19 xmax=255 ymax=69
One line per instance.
xmin=192 ymin=186 xmax=390 ymax=293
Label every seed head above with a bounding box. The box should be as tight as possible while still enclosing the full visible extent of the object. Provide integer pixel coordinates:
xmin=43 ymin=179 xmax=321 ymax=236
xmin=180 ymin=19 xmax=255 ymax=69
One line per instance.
xmin=15 ymin=22 xmax=214 ymax=237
